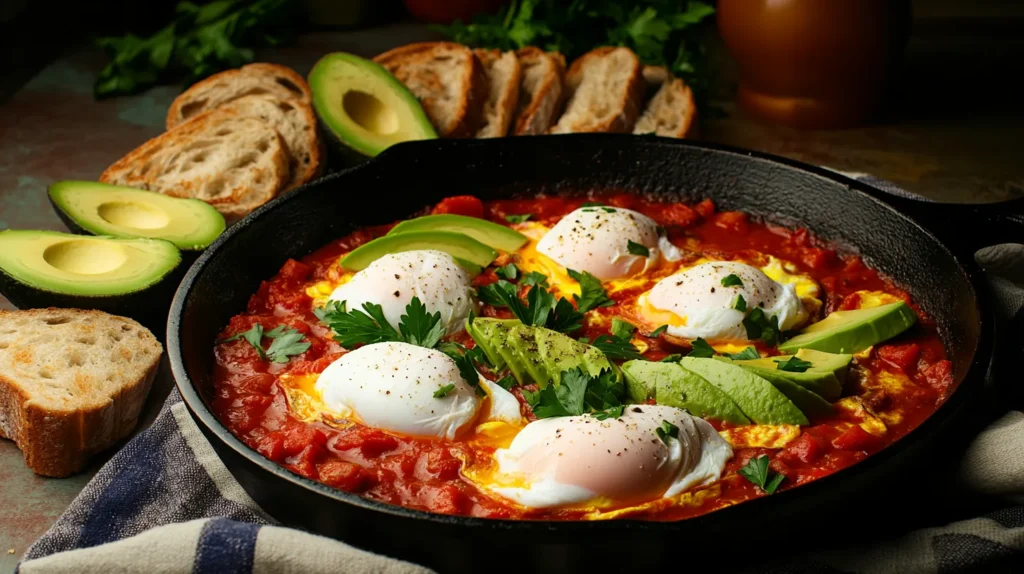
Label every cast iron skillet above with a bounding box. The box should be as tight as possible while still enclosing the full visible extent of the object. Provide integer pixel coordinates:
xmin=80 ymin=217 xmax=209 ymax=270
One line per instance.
xmin=168 ymin=136 xmax=1024 ymax=573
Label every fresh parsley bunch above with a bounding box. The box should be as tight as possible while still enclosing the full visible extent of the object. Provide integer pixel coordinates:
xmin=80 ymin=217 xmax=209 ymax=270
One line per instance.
xmin=523 ymin=366 xmax=626 ymax=420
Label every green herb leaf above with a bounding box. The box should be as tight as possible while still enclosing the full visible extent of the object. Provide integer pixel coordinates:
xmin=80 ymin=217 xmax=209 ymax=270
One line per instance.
xmin=687 ymin=337 xmax=715 ymax=358
xmin=504 ymin=213 xmax=532 ymax=224
xmin=529 ymin=367 xmax=623 ymax=419
xmin=734 ymin=294 xmax=747 ymax=312
xmin=580 ymin=201 xmax=603 ymax=208
xmin=545 ymin=297 xmax=585 ymax=334
xmin=218 ymin=323 xmax=267 ymax=359
xmin=742 ymin=308 xmax=783 ymax=347
xmin=775 ymin=356 xmax=813 ymax=373
xmin=660 ymin=353 xmax=683 ymax=363
xmin=438 ymin=341 xmax=485 ymax=396
xmin=398 ymin=297 xmax=445 ymax=349
xmin=648 ymin=324 xmax=669 ymax=338
xmin=264 ymin=326 xmax=310 ymax=363
xmin=592 ymin=405 xmax=625 ymax=421
xmin=600 ymin=207 xmax=616 ymax=213
xmin=495 ymin=263 xmax=519 ymax=281
xmin=315 ymin=300 xmax=401 ymax=348
xmin=521 ymin=271 xmax=550 ymax=288
xmin=567 ymin=268 xmax=614 ymax=313
xmin=590 ymin=334 xmax=644 ymax=360
xmin=626 ymin=240 xmax=650 ymax=257
xmin=655 ymin=420 xmax=680 ymax=443
xmin=738 ymin=454 xmax=785 ymax=494
xmin=495 ymin=374 xmax=518 ymax=391
xmin=433 ymin=384 xmax=456 ymax=398
xmin=721 ymin=274 xmax=744 ymax=288
xmin=611 ymin=318 xmax=637 ymax=341
xmin=727 ymin=347 xmax=760 ymax=361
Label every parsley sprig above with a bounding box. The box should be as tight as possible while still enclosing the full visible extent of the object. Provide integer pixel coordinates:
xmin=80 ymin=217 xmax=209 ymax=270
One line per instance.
xmin=727 ymin=347 xmax=760 ymax=361
xmin=523 ymin=367 xmax=625 ymax=420
xmin=742 ymin=307 xmax=782 ymax=346
xmin=218 ymin=323 xmax=310 ymax=363
xmin=775 ymin=356 xmax=813 ymax=373
xmin=314 ymin=296 xmax=444 ymax=350
xmin=476 ymin=269 xmax=613 ymax=335
xmin=437 ymin=341 xmax=489 ymax=396
xmin=567 ymin=269 xmax=614 ymax=313
xmin=738 ymin=454 xmax=785 ymax=494
xmin=589 ymin=318 xmax=643 ymax=360
xmin=655 ymin=420 xmax=680 ymax=444
xmin=687 ymin=337 xmax=716 ymax=358
xmin=626 ymin=240 xmax=650 ymax=257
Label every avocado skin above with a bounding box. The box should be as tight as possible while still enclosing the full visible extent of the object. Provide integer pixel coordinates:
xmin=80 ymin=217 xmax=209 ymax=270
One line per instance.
xmin=0 ymin=263 xmax=185 ymax=336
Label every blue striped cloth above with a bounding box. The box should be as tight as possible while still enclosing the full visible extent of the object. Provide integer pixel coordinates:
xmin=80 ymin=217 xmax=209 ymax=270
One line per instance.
xmin=18 ymin=177 xmax=1024 ymax=574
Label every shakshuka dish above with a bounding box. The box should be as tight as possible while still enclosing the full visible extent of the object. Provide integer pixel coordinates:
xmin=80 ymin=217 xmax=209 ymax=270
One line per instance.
xmin=212 ymin=194 xmax=954 ymax=521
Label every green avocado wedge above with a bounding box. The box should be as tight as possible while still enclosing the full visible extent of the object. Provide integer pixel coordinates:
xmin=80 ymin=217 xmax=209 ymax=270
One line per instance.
xmin=308 ymin=52 xmax=437 ymax=160
xmin=779 ymin=302 xmax=917 ymax=354
xmin=678 ymin=357 xmax=809 ymax=425
xmin=743 ymin=369 xmax=834 ymax=420
xmin=48 ymin=181 xmax=225 ymax=251
xmin=621 ymin=360 xmax=750 ymax=425
xmin=388 ymin=214 xmax=527 ymax=253
xmin=723 ymin=348 xmax=852 ymax=402
xmin=340 ymin=231 xmax=498 ymax=272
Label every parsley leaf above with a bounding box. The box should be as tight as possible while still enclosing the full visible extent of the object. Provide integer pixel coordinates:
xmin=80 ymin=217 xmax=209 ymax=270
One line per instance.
xmin=775 ymin=356 xmax=813 ymax=373
xmin=526 ymin=367 xmax=624 ymax=419
xmin=567 ymin=268 xmax=614 ymax=312
xmin=580 ymin=201 xmax=603 ymax=207
xmin=545 ymin=297 xmax=585 ymax=334
xmin=315 ymin=300 xmax=401 ymax=348
xmin=525 ymin=283 xmax=556 ymax=326
xmin=219 ymin=324 xmax=266 ymax=358
xmin=687 ymin=337 xmax=716 ymax=358
xmin=648 ymin=324 xmax=669 ymax=338
xmin=477 ymin=277 xmax=584 ymax=335
xmin=438 ymin=341 xmax=485 ymax=396
xmin=743 ymin=308 xmax=782 ymax=347
xmin=591 ymin=335 xmax=644 ymax=360
xmin=734 ymin=294 xmax=747 ymax=312
xmin=660 ymin=353 xmax=683 ymax=363
xmin=655 ymin=420 xmax=680 ymax=443
xmin=433 ymin=384 xmax=456 ymax=398
xmin=611 ymin=318 xmax=637 ymax=341
xmin=495 ymin=374 xmax=518 ymax=391
xmin=398 ymin=297 xmax=445 ymax=349
xmin=721 ymin=274 xmax=744 ymax=288
xmin=264 ymin=326 xmax=311 ymax=363
xmin=504 ymin=213 xmax=532 ymax=224
xmin=600 ymin=207 xmax=616 ymax=213
xmin=738 ymin=454 xmax=785 ymax=494
xmin=626 ymin=240 xmax=650 ymax=257
xmin=521 ymin=271 xmax=550 ymax=288
xmin=727 ymin=347 xmax=760 ymax=361
xmin=495 ymin=263 xmax=519 ymax=281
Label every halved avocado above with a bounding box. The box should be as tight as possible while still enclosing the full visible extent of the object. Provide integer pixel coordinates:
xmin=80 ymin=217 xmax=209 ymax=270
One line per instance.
xmin=308 ymin=52 xmax=437 ymax=161
xmin=49 ymin=181 xmax=225 ymax=251
xmin=722 ymin=348 xmax=852 ymax=402
xmin=0 ymin=230 xmax=182 ymax=330
xmin=779 ymin=302 xmax=917 ymax=354
xmin=388 ymin=215 xmax=528 ymax=253
xmin=341 ymin=231 xmax=498 ymax=272
xmin=678 ymin=357 xmax=809 ymax=425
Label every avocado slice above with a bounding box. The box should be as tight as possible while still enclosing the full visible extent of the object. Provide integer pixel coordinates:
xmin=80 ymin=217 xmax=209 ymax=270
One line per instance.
xmin=779 ymin=302 xmax=917 ymax=354
xmin=48 ymin=181 xmax=225 ymax=251
xmin=309 ymin=52 xmax=437 ymax=161
xmin=621 ymin=360 xmax=750 ymax=424
xmin=0 ymin=230 xmax=182 ymax=329
xmin=678 ymin=357 xmax=809 ymax=425
xmin=728 ymin=364 xmax=843 ymax=403
xmin=340 ymin=231 xmax=498 ymax=272
xmin=388 ymin=215 xmax=528 ymax=253
xmin=465 ymin=317 xmax=519 ymax=370
xmin=742 ymin=369 xmax=834 ymax=420
xmin=723 ymin=348 xmax=852 ymax=402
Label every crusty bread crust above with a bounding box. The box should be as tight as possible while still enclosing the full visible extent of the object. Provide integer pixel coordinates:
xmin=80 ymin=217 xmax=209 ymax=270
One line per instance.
xmin=166 ymin=63 xmax=312 ymax=129
xmin=373 ymin=42 xmax=488 ymax=138
xmin=474 ymin=49 xmax=522 ymax=138
xmin=512 ymin=47 xmax=566 ymax=135
xmin=634 ymin=67 xmax=699 ymax=139
xmin=0 ymin=309 xmax=161 ymax=477
xmin=550 ymin=46 xmax=645 ymax=134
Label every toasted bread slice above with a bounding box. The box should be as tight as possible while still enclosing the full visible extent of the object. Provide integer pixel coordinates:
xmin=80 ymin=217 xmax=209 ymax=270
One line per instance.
xmin=373 ymin=42 xmax=488 ymax=138
xmin=512 ymin=47 xmax=565 ymax=135
xmin=100 ymin=109 xmax=290 ymax=219
xmin=166 ymin=63 xmax=311 ymax=129
xmin=474 ymin=49 xmax=522 ymax=138
xmin=634 ymin=66 xmax=698 ymax=138
xmin=214 ymin=95 xmax=322 ymax=190
xmin=550 ymin=47 xmax=645 ymax=134
xmin=0 ymin=309 xmax=162 ymax=477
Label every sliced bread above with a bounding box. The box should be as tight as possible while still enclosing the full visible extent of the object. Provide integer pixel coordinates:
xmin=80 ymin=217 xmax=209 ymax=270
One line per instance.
xmin=474 ymin=49 xmax=522 ymax=138
xmin=634 ymin=66 xmax=698 ymax=138
xmin=213 ymin=95 xmax=322 ymax=191
xmin=100 ymin=109 xmax=290 ymax=219
xmin=166 ymin=63 xmax=312 ymax=129
xmin=549 ymin=47 xmax=645 ymax=134
xmin=373 ymin=42 xmax=488 ymax=138
xmin=0 ymin=309 xmax=162 ymax=477
xmin=511 ymin=47 xmax=565 ymax=135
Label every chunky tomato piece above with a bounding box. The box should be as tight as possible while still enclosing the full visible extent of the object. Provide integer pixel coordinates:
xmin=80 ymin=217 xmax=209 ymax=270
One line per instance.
xmin=781 ymin=432 xmax=826 ymax=465
xmin=255 ymin=431 xmax=285 ymax=461
xmin=319 ymin=461 xmax=375 ymax=492
xmin=694 ymin=198 xmax=716 ymax=218
xmin=877 ymin=343 xmax=921 ymax=372
xmin=838 ymin=292 xmax=862 ymax=311
xmin=424 ymin=483 xmax=470 ymax=515
xmin=282 ymin=425 xmax=328 ymax=457
xmin=279 ymin=258 xmax=313 ymax=283
xmin=236 ymin=373 xmax=277 ymax=395
xmin=800 ymin=247 xmax=837 ymax=271
xmin=832 ymin=425 xmax=880 ymax=452
xmin=656 ymin=204 xmax=701 ymax=228
xmin=922 ymin=360 xmax=954 ymax=394
xmin=360 ymin=431 xmax=400 ymax=458
xmin=425 ymin=448 xmax=462 ymax=481
xmin=292 ymin=443 xmax=327 ymax=479
xmin=713 ymin=211 xmax=749 ymax=233
xmin=432 ymin=195 xmax=484 ymax=218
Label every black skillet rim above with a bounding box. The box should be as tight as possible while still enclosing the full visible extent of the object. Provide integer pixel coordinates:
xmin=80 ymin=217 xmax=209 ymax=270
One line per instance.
xmin=168 ymin=136 xmax=994 ymax=534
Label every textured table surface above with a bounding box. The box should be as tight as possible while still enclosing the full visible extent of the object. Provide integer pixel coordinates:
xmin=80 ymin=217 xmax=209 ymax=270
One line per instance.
xmin=1 ymin=19 xmax=1022 ymax=571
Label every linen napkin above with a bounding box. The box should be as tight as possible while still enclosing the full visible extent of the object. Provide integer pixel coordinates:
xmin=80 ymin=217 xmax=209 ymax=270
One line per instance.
xmin=18 ymin=178 xmax=1024 ymax=574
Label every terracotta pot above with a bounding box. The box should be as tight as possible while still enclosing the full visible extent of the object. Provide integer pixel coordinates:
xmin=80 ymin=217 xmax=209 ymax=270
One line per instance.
xmin=717 ymin=0 xmax=912 ymax=128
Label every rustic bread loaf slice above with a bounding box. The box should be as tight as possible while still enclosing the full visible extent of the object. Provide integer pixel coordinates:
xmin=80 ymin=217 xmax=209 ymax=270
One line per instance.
xmin=550 ymin=47 xmax=645 ymax=134
xmin=100 ymin=109 xmax=290 ymax=219
xmin=214 ymin=95 xmax=322 ymax=191
xmin=474 ymin=49 xmax=521 ymax=138
xmin=166 ymin=63 xmax=311 ymax=129
xmin=0 ymin=308 xmax=162 ymax=477
xmin=373 ymin=42 xmax=488 ymax=138
xmin=634 ymin=66 xmax=698 ymax=138
xmin=511 ymin=47 xmax=565 ymax=135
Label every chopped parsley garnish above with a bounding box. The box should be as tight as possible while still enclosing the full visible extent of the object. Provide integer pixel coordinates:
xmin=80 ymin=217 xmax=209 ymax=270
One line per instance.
xmin=775 ymin=356 xmax=813 ymax=372
xmin=626 ymin=240 xmax=650 ymax=257
xmin=495 ymin=263 xmax=519 ymax=281
xmin=524 ymin=367 xmax=624 ymax=419
xmin=734 ymin=294 xmax=747 ymax=312
xmin=433 ymin=384 xmax=456 ymax=398
xmin=660 ymin=354 xmax=683 ymax=363
xmin=738 ymin=454 xmax=785 ymax=494
xmin=504 ymin=213 xmax=532 ymax=224
xmin=721 ymin=274 xmax=744 ymax=288
xmin=742 ymin=307 xmax=782 ymax=346
xmin=545 ymin=297 xmax=585 ymax=334
xmin=590 ymin=318 xmax=642 ymax=360
xmin=218 ymin=323 xmax=309 ymax=363
xmin=727 ymin=347 xmax=760 ymax=361
xmin=567 ymin=268 xmax=614 ymax=312
xmin=611 ymin=318 xmax=637 ymax=340
xmin=580 ymin=201 xmax=603 ymax=208
xmin=437 ymin=341 xmax=486 ymax=396
xmin=315 ymin=296 xmax=443 ymax=349
xmin=687 ymin=337 xmax=716 ymax=358
xmin=495 ymin=374 xmax=517 ymax=391
xmin=649 ymin=324 xmax=669 ymax=338
xmin=600 ymin=207 xmax=616 ymax=213
xmin=521 ymin=271 xmax=550 ymax=288
xmin=478 ymin=275 xmax=585 ymax=335
xmin=655 ymin=420 xmax=680 ymax=443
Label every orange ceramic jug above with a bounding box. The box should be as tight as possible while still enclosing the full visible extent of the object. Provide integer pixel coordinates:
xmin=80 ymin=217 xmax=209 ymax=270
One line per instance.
xmin=717 ymin=0 xmax=912 ymax=128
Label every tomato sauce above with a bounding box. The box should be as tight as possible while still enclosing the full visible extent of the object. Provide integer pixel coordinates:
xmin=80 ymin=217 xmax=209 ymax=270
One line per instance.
xmin=211 ymin=194 xmax=953 ymax=521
